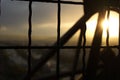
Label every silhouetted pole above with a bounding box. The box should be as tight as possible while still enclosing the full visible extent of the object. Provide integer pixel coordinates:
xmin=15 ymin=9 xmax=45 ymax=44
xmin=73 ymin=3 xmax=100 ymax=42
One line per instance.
xmin=23 ymin=14 xmax=93 ymax=80
xmin=119 ymin=1 xmax=120 ymax=56
xmin=70 ymin=29 xmax=83 ymax=80
xmin=117 ymin=2 xmax=120 ymax=80
xmin=86 ymin=10 xmax=106 ymax=80
xmin=28 ymin=0 xmax=32 ymax=80
xmin=56 ymin=0 xmax=61 ymax=79
xmin=23 ymin=0 xmax=107 ymax=79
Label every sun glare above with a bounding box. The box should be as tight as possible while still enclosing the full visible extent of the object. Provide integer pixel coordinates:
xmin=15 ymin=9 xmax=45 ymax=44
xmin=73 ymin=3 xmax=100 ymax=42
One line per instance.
xmin=86 ymin=11 xmax=119 ymax=39
xmin=102 ymin=11 xmax=119 ymax=38
xmin=61 ymin=11 xmax=119 ymax=45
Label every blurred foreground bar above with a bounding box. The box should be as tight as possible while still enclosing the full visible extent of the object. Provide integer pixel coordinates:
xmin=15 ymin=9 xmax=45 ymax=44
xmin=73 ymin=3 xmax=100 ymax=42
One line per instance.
xmin=14 ymin=0 xmax=84 ymax=5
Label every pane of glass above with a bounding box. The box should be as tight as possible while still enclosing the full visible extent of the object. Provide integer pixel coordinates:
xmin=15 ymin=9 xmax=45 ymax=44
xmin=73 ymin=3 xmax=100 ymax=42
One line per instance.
xmin=61 ymin=4 xmax=84 ymax=46
xmin=59 ymin=49 xmax=90 ymax=71
xmin=0 ymin=49 xmax=27 ymax=80
xmin=0 ymin=0 xmax=28 ymax=46
xmin=32 ymin=3 xmax=57 ymax=46
xmin=86 ymin=13 xmax=98 ymax=46
xmin=30 ymin=48 xmax=90 ymax=79
xmin=31 ymin=49 xmax=56 ymax=80
xmin=64 ymin=30 xmax=81 ymax=46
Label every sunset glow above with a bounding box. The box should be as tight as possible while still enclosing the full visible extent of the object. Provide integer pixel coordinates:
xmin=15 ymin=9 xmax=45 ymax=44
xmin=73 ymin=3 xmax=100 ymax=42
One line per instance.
xmin=87 ymin=11 xmax=119 ymax=39
xmin=102 ymin=11 xmax=119 ymax=38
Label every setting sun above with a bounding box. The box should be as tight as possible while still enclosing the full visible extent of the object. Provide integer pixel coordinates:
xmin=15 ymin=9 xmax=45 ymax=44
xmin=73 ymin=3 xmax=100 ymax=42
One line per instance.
xmin=86 ymin=11 xmax=119 ymax=39
xmin=102 ymin=11 xmax=119 ymax=38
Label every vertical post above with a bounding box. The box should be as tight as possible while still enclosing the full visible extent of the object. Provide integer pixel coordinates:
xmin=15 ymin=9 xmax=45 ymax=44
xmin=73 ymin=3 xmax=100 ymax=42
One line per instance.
xmin=82 ymin=25 xmax=86 ymax=80
xmin=57 ymin=0 xmax=61 ymax=79
xmin=106 ymin=10 xmax=110 ymax=47
xmin=118 ymin=1 xmax=120 ymax=55
xmin=86 ymin=10 xmax=106 ymax=80
xmin=106 ymin=1 xmax=110 ymax=47
xmin=23 ymin=14 xmax=91 ymax=79
xmin=117 ymin=2 xmax=120 ymax=79
xmin=70 ymin=30 xmax=83 ymax=80
xmin=28 ymin=0 xmax=32 ymax=80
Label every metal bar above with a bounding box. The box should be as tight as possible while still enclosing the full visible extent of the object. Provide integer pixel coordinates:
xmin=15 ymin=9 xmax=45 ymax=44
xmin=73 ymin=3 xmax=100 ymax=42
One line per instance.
xmin=86 ymin=10 xmax=106 ymax=80
xmin=106 ymin=0 xmax=110 ymax=47
xmin=70 ymin=30 xmax=82 ymax=80
xmin=119 ymin=1 xmax=120 ymax=55
xmin=2 ymin=0 xmax=120 ymax=80
xmin=106 ymin=10 xmax=110 ymax=46
xmin=56 ymin=0 xmax=61 ymax=79
xmin=28 ymin=0 xmax=32 ymax=80
xmin=23 ymin=14 xmax=92 ymax=80
xmin=82 ymin=23 xmax=86 ymax=80
xmin=15 ymin=0 xmax=84 ymax=5
xmin=0 ymin=45 xmax=119 ymax=49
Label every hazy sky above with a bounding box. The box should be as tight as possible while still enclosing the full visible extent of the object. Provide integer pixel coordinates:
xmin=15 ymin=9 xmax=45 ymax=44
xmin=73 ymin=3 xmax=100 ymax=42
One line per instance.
xmin=0 ymin=0 xmax=119 ymax=46
xmin=0 ymin=0 xmax=84 ymax=41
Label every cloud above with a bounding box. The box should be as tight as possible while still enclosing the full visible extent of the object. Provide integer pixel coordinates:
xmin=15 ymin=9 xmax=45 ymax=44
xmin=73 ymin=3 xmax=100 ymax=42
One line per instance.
xmin=0 ymin=0 xmax=84 ymax=38
xmin=0 ymin=25 xmax=7 ymax=31
xmin=0 ymin=0 xmax=57 ymax=28
xmin=0 ymin=0 xmax=28 ymax=28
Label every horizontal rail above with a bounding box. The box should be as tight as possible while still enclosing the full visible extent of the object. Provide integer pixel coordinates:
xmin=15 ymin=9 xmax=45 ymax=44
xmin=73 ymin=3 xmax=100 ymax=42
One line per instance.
xmin=15 ymin=0 xmax=84 ymax=5
xmin=0 ymin=45 xmax=119 ymax=49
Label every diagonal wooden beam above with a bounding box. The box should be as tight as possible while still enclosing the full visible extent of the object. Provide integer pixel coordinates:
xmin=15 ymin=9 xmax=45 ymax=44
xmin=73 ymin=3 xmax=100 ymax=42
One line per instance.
xmin=24 ymin=13 xmax=94 ymax=80
xmin=86 ymin=9 xmax=106 ymax=80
